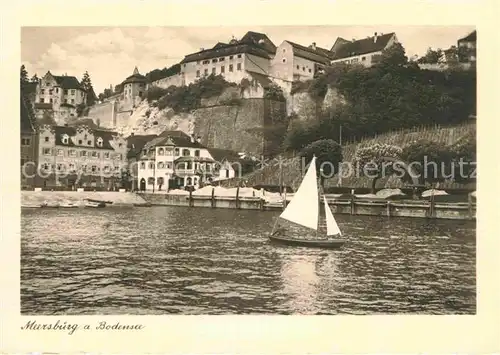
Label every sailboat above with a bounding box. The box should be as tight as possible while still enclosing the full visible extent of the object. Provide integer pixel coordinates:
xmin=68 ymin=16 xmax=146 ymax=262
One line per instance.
xmin=269 ymin=156 xmax=346 ymax=249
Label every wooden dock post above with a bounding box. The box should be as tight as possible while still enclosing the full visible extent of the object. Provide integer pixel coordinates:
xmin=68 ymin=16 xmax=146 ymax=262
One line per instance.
xmin=386 ymin=201 xmax=392 ymax=217
xmin=468 ymin=192 xmax=473 ymax=220
xmin=211 ymin=187 xmax=215 ymax=208
xmin=188 ymin=190 xmax=193 ymax=207
xmin=235 ymin=187 xmax=240 ymax=209
xmin=350 ymin=197 xmax=355 ymax=215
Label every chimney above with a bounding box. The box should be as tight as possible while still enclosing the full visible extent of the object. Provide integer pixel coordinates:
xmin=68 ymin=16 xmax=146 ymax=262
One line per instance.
xmin=190 ymin=134 xmax=195 ymax=143
xmin=130 ymin=132 xmax=134 ymax=136
xmin=374 ymin=32 xmax=378 ymax=43
xmin=196 ymin=136 xmax=202 ymax=143
xmin=311 ymin=42 xmax=316 ymax=50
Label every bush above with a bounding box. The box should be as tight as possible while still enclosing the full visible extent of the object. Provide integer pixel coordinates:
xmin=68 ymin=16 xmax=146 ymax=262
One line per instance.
xmin=263 ymin=84 xmax=285 ymax=101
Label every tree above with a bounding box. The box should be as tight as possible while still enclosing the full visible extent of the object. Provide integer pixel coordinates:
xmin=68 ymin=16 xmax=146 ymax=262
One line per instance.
xmin=450 ymin=131 xmax=476 ymax=183
xmin=401 ymin=139 xmax=454 ymax=186
xmin=299 ymin=139 xmax=342 ymax=190
xmin=20 ymin=65 xmax=29 ymax=86
xmin=378 ymin=42 xmax=408 ymax=67
xmin=81 ymin=71 xmax=92 ymax=91
xmin=263 ymin=84 xmax=286 ymax=101
xmin=30 ymin=74 xmax=39 ymax=83
xmin=354 ymin=143 xmax=403 ymax=193
xmin=417 ymin=48 xmax=445 ymax=64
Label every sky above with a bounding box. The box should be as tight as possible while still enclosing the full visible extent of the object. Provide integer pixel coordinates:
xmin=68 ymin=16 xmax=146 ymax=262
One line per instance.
xmin=21 ymin=26 xmax=475 ymax=94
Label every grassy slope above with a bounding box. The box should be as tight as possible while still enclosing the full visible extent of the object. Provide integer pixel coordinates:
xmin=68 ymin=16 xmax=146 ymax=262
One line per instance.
xmin=221 ymin=121 xmax=476 ymax=191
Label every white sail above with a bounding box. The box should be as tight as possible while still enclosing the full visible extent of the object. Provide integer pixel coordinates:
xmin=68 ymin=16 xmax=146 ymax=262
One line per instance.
xmin=323 ymin=197 xmax=341 ymax=236
xmin=279 ymin=156 xmax=319 ymax=230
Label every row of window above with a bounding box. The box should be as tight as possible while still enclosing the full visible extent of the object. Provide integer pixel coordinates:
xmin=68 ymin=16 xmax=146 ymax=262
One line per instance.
xmin=146 ymin=176 xmax=199 ymax=186
xmin=40 ymin=163 xmax=121 ymax=173
xmin=42 ymin=147 xmax=122 ymax=160
xmin=140 ymin=161 xmax=212 ymax=170
xmin=335 ymin=56 xmax=366 ymax=65
xmin=39 ymin=98 xmax=76 ymax=104
xmin=196 ymin=63 xmax=242 ymax=77
xmin=21 ymin=138 xmax=31 ymax=146
xmin=196 ymin=54 xmax=243 ymax=66
xmin=44 ymin=135 xmax=123 ymax=148
xmin=40 ymin=88 xmax=77 ymax=95
xmin=294 ymin=63 xmax=313 ymax=73
xmin=143 ymin=148 xmax=201 ymax=157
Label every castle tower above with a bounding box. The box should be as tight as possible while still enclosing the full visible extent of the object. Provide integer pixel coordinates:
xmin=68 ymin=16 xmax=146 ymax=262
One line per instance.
xmin=121 ymin=66 xmax=147 ymax=105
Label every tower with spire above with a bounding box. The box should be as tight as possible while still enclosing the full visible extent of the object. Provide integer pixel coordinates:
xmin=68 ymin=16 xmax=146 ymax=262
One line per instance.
xmin=120 ymin=66 xmax=147 ymax=105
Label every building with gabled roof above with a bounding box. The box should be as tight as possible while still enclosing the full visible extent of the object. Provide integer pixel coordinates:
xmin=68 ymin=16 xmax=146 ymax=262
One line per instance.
xmin=457 ymin=30 xmax=476 ymax=62
xmin=35 ymin=71 xmax=88 ymax=122
xmin=329 ymin=32 xmax=398 ymax=67
xmin=35 ymin=122 xmax=128 ymax=190
xmin=21 ymin=92 xmax=38 ymax=189
xmin=179 ymin=30 xmax=277 ymax=86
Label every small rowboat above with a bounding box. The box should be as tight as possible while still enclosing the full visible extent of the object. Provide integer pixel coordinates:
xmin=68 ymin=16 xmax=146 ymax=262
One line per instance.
xmin=84 ymin=199 xmax=106 ymax=208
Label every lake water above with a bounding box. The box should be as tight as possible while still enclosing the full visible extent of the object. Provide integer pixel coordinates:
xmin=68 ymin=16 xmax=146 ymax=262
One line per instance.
xmin=21 ymin=207 xmax=476 ymax=315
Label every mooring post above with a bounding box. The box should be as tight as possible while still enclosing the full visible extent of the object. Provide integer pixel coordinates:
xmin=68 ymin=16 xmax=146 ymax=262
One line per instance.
xmin=235 ymin=186 xmax=240 ymax=209
xmin=468 ymin=192 xmax=473 ymax=220
xmin=386 ymin=201 xmax=391 ymax=217
xmin=211 ymin=187 xmax=215 ymax=208
xmin=189 ymin=189 xmax=193 ymax=207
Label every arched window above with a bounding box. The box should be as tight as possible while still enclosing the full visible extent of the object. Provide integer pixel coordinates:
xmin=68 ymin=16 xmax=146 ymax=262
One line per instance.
xmin=158 ymin=148 xmax=164 ymax=155
xmin=193 ymin=177 xmax=198 ymax=185
xmin=186 ymin=177 xmax=192 ymax=185
xmin=140 ymin=162 xmax=145 ymax=169
xmin=194 ymin=150 xmax=200 ymax=157
xmin=157 ymin=162 xmax=164 ymax=169
xmin=96 ymin=137 xmax=103 ymax=147
xmin=157 ymin=177 xmax=164 ymax=185
xmin=182 ymin=149 xmax=190 ymax=156
xmin=61 ymin=134 xmax=69 ymax=145
xmin=174 ymin=148 xmax=180 ymax=156
xmin=147 ymin=177 xmax=155 ymax=185
xmin=148 ymin=162 xmax=154 ymax=169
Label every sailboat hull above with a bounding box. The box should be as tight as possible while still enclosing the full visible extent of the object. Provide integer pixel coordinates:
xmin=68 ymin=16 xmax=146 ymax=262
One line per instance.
xmin=268 ymin=234 xmax=346 ymax=249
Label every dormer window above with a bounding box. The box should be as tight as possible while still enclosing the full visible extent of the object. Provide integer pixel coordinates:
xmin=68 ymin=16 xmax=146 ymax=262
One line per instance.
xmin=96 ymin=137 xmax=103 ymax=147
xmin=61 ymin=134 xmax=69 ymax=145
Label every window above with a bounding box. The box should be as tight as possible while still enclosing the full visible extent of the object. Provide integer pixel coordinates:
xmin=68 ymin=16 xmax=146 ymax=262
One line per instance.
xmin=308 ymin=68 xmax=312 ymax=73
xmin=40 ymin=98 xmax=45 ymax=103
xmin=118 ymin=143 xmax=123 ymax=148
xmin=237 ymin=63 xmax=242 ymax=71
xmin=362 ymin=56 xmax=366 ymax=61
xmin=21 ymin=138 xmax=31 ymax=146
xmin=78 ymin=139 xmax=82 ymax=145
xmin=237 ymin=54 xmax=242 ymax=58
xmin=43 ymin=148 xmax=51 ymax=155
xmin=57 ymin=149 xmax=64 ymax=156
xmin=174 ymin=148 xmax=180 ymax=156
xmin=116 ymin=153 xmax=122 ymax=160
xmin=92 ymin=151 xmax=99 ymax=158
xmin=158 ymin=148 xmax=164 ymax=155
xmin=212 ymin=59 xmax=217 ymax=63
xmin=204 ymin=69 xmax=208 ymax=76
xmin=202 ymin=60 xmax=209 ymax=64
xmin=282 ymin=58 xmax=286 ymax=63
xmin=103 ymin=166 xmax=110 ymax=172
xmin=87 ymin=140 xmax=91 ymax=145
xmin=140 ymin=162 xmax=146 ymax=169
xmin=166 ymin=162 xmax=172 ymax=169
xmin=187 ymin=162 xmax=193 ymax=170
xmin=149 ymin=162 xmax=154 ymax=169
xmin=193 ymin=177 xmax=198 ymax=185
xmin=69 ymin=149 xmax=76 ymax=157
xmin=186 ymin=177 xmax=192 ymax=185
xmin=229 ymin=64 xmax=234 ymax=72
xmin=41 ymin=163 xmax=50 ymax=171
xmin=148 ymin=177 xmax=155 ymax=185
xmin=212 ymin=67 xmax=216 ymax=74
xmin=229 ymin=55 xmax=234 ymax=60
xmin=64 ymin=99 xmax=68 ymax=103
xmin=183 ymin=64 xmax=186 ymax=67
xmin=57 ymin=164 xmax=63 ymax=171
xmin=96 ymin=137 xmax=103 ymax=147
xmin=283 ymin=48 xmax=287 ymax=53
xmin=55 ymin=88 xmax=59 ymax=93
xmin=69 ymin=164 xmax=75 ymax=172
xmin=80 ymin=151 xmax=87 ymax=157
xmin=91 ymin=165 xmax=97 ymax=172
xmin=50 ymin=98 xmax=53 ymax=103
xmin=104 ymin=152 xmax=110 ymax=159
xmin=303 ymin=67 xmax=305 ymax=71
xmin=62 ymin=134 xmax=69 ymax=144
xmin=196 ymin=70 xmax=200 ymax=78
xmin=64 ymin=89 xmax=68 ymax=95
xmin=71 ymin=99 xmax=75 ymax=104
xmin=194 ymin=149 xmax=200 ymax=157
xmin=49 ymin=89 xmax=53 ymax=95
xmin=81 ymin=165 xmax=87 ymax=172
xmin=219 ymin=57 xmax=225 ymax=62
xmin=41 ymin=89 xmax=45 ymax=95
xmin=182 ymin=149 xmax=190 ymax=156
xmin=157 ymin=162 xmax=164 ymax=169
xmin=71 ymin=90 xmax=75 ymax=95
xmin=221 ymin=66 xmax=225 ymax=73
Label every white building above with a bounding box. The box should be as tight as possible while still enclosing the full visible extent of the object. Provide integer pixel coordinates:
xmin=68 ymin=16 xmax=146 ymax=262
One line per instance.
xmin=329 ymin=32 xmax=398 ymax=67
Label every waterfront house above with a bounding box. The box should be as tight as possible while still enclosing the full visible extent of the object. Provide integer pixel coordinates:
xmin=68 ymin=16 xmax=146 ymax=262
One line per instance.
xmin=207 ymin=148 xmax=244 ymax=181
xmin=36 ymin=121 xmax=128 ymax=190
xmin=20 ymin=93 xmax=38 ymax=189
xmin=34 ymin=71 xmax=87 ymax=121
xmin=126 ymin=133 xmax=158 ymax=191
xmin=329 ymin=32 xmax=398 ymax=67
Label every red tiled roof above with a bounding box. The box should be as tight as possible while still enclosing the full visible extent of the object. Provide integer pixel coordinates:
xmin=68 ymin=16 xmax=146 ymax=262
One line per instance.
xmin=330 ymin=32 xmax=395 ymax=60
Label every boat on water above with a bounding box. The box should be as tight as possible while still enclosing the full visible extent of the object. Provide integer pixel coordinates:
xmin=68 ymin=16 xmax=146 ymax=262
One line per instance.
xmin=60 ymin=202 xmax=78 ymax=208
xmin=269 ymin=156 xmax=346 ymax=249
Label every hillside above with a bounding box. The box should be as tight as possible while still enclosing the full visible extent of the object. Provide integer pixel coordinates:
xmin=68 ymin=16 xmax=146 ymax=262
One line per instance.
xmin=220 ymin=121 xmax=476 ymax=190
